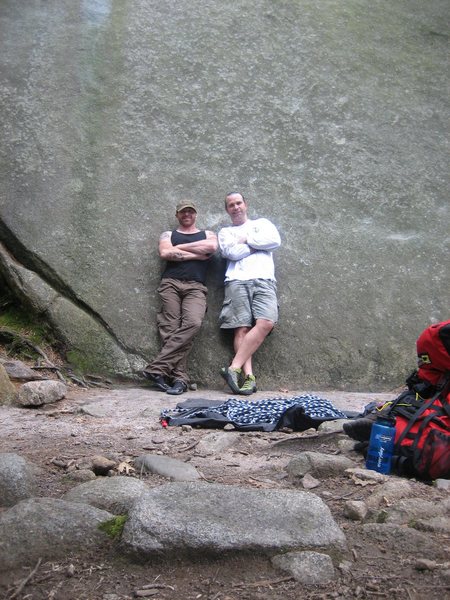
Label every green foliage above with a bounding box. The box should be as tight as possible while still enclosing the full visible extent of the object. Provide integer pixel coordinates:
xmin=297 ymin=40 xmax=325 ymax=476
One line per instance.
xmin=0 ymin=299 xmax=60 ymax=362
xmin=65 ymin=349 xmax=94 ymax=373
xmin=0 ymin=305 xmax=49 ymax=345
xmin=376 ymin=510 xmax=388 ymax=523
xmin=98 ymin=515 xmax=128 ymax=539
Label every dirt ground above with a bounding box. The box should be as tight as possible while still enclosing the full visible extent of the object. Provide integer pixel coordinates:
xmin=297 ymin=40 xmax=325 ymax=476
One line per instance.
xmin=0 ymin=378 xmax=449 ymax=600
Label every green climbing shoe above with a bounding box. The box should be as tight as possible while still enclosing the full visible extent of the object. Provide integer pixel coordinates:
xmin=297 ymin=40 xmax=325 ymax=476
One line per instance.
xmin=239 ymin=374 xmax=257 ymax=395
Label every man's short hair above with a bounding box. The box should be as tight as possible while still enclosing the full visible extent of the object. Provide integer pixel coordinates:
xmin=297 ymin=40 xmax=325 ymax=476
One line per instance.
xmin=224 ymin=192 xmax=245 ymax=209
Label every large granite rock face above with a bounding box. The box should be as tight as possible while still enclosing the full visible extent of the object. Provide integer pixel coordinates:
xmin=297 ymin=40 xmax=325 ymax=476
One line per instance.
xmin=0 ymin=1 xmax=448 ymax=389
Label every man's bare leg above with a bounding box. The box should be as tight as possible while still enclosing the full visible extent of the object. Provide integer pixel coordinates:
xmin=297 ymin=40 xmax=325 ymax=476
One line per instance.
xmin=233 ymin=326 xmax=252 ymax=376
xmin=230 ymin=319 xmax=274 ymax=371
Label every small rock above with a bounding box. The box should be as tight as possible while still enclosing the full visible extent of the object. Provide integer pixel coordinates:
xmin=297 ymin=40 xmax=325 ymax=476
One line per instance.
xmin=345 ymin=467 xmax=387 ymax=483
xmin=79 ymin=404 xmax=109 ymax=418
xmin=301 ymin=473 xmax=321 ymax=489
xmin=338 ymin=560 xmax=353 ymax=574
xmin=414 ymin=515 xmax=450 ymax=534
xmin=415 ymin=558 xmax=438 ymax=571
xmin=0 ymin=359 xmax=43 ymax=381
xmin=366 ymin=479 xmax=413 ymax=509
xmin=151 ymin=436 xmax=166 ymax=444
xmin=318 ymin=419 xmax=346 ymax=433
xmin=17 ymin=380 xmax=66 ymax=407
xmin=196 ymin=432 xmax=236 ymax=455
xmin=434 ymin=478 xmax=450 ymax=491
xmin=299 ymin=428 xmax=317 ymax=436
xmin=338 ymin=438 xmax=359 ymax=453
xmin=272 ymin=550 xmax=335 ymax=584
xmin=344 ymin=500 xmax=368 ymax=521
xmin=66 ymin=469 xmax=96 ymax=482
xmin=91 ymin=456 xmax=116 ymax=476
xmin=77 ymin=460 xmax=94 ymax=471
xmin=134 ymin=454 xmax=200 ymax=481
xmin=287 ymin=451 xmax=355 ymax=479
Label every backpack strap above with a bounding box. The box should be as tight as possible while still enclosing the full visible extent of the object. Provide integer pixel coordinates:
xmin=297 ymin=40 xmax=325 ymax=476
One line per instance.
xmin=441 ymin=401 xmax=450 ymax=419
xmin=380 ymin=390 xmax=423 ymax=419
xmin=410 ymin=408 xmax=449 ymax=452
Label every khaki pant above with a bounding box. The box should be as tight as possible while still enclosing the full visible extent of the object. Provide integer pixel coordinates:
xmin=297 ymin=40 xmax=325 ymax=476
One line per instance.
xmin=147 ymin=278 xmax=207 ymax=384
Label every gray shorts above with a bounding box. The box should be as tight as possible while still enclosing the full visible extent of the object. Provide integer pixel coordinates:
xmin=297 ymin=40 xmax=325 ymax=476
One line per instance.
xmin=219 ymin=279 xmax=278 ymax=329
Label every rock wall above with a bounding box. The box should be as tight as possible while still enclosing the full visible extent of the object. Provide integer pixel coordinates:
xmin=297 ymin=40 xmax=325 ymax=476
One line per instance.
xmin=0 ymin=0 xmax=449 ymax=390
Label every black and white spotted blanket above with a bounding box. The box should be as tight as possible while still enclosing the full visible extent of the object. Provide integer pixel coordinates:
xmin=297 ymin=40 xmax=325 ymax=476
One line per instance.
xmin=160 ymin=395 xmax=347 ymax=432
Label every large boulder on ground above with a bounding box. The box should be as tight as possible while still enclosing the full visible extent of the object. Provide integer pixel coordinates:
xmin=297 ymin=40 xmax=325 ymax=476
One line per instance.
xmin=0 ymin=453 xmax=43 ymax=507
xmin=360 ymin=523 xmax=448 ymax=561
xmin=121 ymin=482 xmax=346 ymax=557
xmin=0 ymin=497 xmax=113 ymax=571
xmin=63 ymin=476 xmax=149 ymax=514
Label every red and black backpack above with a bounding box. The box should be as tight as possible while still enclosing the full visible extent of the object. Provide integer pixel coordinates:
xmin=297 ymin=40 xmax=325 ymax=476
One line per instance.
xmin=386 ymin=321 xmax=450 ymax=480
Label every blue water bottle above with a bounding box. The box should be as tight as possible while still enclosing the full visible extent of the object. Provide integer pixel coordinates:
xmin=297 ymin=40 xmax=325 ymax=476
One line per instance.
xmin=365 ymin=416 xmax=396 ymax=474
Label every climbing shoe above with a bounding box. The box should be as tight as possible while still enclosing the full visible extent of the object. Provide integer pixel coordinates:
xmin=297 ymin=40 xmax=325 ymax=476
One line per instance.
xmin=239 ymin=374 xmax=257 ymax=395
xmin=166 ymin=380 xmax=188 ymax=395
xmin=220 ymin=366 xmax=242 ymax=395
xmin=142 ymin=371 xmax=170 ymax=392
xmin=343 ymin=418 xmax=374 ymax=442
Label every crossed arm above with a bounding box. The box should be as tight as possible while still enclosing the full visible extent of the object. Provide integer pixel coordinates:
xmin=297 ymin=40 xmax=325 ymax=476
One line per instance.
xmin=159 ymin=230 xmax=218 ymax=261
xmin=219 ymin=219 xmax=281 ymax=261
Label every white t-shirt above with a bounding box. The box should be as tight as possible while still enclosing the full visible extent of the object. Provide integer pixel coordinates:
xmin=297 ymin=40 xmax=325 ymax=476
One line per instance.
xmin=218 ymin=218 xmax=281 ymax=282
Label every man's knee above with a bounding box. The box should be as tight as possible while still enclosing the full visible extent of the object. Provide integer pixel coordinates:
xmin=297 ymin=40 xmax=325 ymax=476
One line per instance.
xmin=186 ymin=314 xmax=205 ymax=335
xmin=234 ymin=326 xmax=251 ymax=340
xmin=256 ymin=319 xmax=275 ymax=337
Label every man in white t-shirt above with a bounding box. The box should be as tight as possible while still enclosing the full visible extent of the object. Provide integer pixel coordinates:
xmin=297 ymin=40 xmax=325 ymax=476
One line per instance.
xmin=218 ymin=192 xmax=281 ymax=395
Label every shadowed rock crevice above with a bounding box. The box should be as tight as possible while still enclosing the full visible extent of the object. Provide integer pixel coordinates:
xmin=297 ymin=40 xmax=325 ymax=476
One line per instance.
xmin=0 ymin=230 xmax=146 ymax=375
